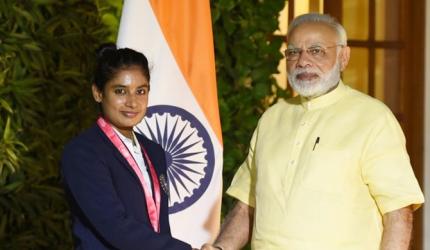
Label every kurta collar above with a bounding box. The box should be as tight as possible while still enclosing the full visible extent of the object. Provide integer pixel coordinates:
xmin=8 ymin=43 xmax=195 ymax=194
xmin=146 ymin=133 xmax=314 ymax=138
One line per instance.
xmin=300 ymin=80 xmax=348 ymax=110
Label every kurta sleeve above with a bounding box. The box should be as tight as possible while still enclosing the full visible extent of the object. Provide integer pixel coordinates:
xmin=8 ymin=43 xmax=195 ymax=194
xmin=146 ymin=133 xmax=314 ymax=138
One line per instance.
xmin=226 ymin=127 xmax=259 ymax=208
xmin=361 ymin=110 xmax=424 ymax=214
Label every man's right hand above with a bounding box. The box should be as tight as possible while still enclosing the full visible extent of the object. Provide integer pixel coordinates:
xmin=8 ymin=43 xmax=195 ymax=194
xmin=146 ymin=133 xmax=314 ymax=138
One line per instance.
xmin=200 ymin=200 xmax=253 ymax=250
xmin=200 ymin=244 xmax=213 ymax=249
xmin=200 ymin=243 xmax=221 ymax=250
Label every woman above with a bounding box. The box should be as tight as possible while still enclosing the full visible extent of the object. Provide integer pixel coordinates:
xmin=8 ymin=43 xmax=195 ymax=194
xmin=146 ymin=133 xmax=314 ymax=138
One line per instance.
xmin=61 ymin=45 xmax=192 ymax=250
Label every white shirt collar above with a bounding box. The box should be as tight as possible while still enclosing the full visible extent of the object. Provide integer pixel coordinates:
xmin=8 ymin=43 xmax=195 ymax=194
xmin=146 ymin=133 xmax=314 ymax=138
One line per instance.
xmin=112 ymin=128 xmax=141 ymax=154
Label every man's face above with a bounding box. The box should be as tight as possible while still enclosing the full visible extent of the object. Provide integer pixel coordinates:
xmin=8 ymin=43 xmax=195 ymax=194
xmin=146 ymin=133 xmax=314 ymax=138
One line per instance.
xmin=286 ymin=22 xmax=350 ymax=98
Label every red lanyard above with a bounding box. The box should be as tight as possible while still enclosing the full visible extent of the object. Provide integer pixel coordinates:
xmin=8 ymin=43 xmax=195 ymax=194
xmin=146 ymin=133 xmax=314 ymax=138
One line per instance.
xmin=97 ymin=117 xmax=161 ymax=232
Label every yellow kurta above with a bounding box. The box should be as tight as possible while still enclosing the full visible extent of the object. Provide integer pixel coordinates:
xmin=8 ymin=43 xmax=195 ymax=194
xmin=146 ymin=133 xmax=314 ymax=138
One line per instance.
xmin=227 ymin=81 xmax=424 ymax=250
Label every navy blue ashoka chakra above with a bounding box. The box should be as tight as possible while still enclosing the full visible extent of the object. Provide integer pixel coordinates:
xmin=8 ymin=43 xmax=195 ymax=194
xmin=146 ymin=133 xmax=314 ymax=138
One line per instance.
xmin=136 ymin=105 xmax=215 ymax=214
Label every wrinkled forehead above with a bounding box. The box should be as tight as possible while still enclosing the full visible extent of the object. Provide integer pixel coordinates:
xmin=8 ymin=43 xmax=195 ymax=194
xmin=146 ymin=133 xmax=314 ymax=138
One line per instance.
xmin=287 ymin=22 xmax=339 ymax=47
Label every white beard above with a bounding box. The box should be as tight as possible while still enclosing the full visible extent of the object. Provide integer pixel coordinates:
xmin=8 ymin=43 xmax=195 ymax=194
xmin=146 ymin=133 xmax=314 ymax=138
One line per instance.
xmin=288 ymin=62 xmax=341 ymax=98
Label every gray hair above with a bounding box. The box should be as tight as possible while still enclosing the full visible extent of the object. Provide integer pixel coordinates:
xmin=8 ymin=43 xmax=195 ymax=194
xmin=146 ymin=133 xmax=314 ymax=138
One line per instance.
xmin=287 ymin=13 xmax=348 ymax=45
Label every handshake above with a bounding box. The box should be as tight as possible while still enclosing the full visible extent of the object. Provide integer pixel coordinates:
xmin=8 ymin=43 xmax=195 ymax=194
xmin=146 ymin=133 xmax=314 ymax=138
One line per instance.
xmin=193 ymin=244 xmax=224 ymax=250
xmin=191 ymin=200 xmax=251 ymax=250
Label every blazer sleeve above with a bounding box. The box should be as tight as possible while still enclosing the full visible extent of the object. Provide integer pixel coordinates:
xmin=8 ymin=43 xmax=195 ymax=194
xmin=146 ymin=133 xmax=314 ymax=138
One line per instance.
xmin=61 ymin=138 xmax=191 ymax=250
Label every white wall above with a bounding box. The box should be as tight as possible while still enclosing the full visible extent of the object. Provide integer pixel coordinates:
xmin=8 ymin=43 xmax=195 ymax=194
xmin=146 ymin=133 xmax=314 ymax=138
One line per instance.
xmin=424 ymin=0 xmax=430 ymax=249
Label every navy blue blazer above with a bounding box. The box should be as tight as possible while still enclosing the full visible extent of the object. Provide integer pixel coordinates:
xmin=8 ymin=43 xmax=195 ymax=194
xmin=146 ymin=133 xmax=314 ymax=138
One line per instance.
xmin=61 ymin=124 xmax=191 ymax=250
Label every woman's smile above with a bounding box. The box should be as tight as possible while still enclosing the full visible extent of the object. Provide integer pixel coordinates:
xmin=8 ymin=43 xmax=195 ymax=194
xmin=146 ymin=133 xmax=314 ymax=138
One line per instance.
xmin=92 ymin=66 xmax=150 ymax=139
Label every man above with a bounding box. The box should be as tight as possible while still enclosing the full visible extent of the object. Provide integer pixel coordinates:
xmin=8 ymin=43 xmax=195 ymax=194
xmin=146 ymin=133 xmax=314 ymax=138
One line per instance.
xmin=202 ymin=13 xmax=424 ymax=250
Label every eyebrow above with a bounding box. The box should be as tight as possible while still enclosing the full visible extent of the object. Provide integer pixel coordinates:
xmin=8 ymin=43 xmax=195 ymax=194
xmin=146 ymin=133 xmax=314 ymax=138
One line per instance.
xmin=111 ymin=83 xmax=150 ymax=88
xmin=287 ymin=43 xmax=325 ymax=49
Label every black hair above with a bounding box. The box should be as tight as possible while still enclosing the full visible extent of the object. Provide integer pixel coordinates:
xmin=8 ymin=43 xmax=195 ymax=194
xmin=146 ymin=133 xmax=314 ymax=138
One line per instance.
xmin=94 ymin=43 xmax=150 ymax=91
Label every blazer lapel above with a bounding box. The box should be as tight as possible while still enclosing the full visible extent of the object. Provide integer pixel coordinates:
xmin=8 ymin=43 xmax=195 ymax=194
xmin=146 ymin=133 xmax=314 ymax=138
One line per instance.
xmin=96 ymin=125 xmax=143 ymax=188
xmin=138 ymin=137 xmax=162 ymax=177
xmin=137 ymin=137 xmax=170 ymax=198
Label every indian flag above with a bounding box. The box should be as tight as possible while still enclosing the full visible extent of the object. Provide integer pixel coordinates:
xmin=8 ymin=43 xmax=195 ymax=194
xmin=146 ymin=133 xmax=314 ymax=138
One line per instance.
xmin=117 ymin=0 xmax=222 ymax=248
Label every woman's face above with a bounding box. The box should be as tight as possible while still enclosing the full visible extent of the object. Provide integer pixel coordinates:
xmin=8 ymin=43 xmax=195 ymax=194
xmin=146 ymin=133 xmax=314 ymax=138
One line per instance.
xmin=92 ymin=67 xmax=149 ymax=138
